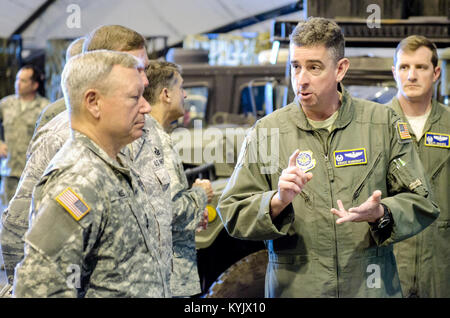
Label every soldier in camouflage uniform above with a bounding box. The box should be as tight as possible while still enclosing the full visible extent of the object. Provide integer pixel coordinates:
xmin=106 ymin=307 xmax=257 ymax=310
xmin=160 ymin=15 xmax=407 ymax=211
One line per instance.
xmin=0 ymin=65 xmax=49 ymax=208
xmin=32 ymin=37 xmax=85 ymax=135
xmin=1 ymin=25 xmax=158 ymax=287
xmin=145 ymin=61 xmax=213 ymax=297
xmin=14 ymin=50 xmax=169 ymax=297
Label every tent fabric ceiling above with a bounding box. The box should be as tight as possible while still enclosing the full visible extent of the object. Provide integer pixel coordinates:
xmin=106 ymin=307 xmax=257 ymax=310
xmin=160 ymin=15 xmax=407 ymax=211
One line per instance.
xmin=0 ymin=0 xmax=301 ymax=49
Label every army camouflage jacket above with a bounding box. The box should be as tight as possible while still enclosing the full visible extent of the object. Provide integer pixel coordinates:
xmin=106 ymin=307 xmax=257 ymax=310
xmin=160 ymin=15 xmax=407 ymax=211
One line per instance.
xmin=122 ymin=114 xmax=174 ymax=292
xmin=1 ymin=112 xmax=173 ymax=294
xmin=13 ymin=130 xmax=167 ymax=297
xmin=150 ymin=116 xmax=207 ymax=296
xmin=0 ymin=94 xmax=49 ymax=177
xmin=218 ymin=85 xmax=439 ymax=298
xmin=389 ymin=97 xmax=450 ymax=297
xmin=32 ymin=97 xmax=66 ymax=136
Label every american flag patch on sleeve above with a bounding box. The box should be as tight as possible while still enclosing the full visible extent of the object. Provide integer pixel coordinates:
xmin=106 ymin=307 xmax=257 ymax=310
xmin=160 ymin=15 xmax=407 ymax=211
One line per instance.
xmin=397 ymin=122 xmax=411 ymax=140
xmin=55 ymin=187 xmax=91 ymax=221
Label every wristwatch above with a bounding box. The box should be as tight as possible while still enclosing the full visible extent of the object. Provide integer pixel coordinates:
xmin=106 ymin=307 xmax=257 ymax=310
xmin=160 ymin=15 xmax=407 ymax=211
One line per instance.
xmin=369 ymin=203 xmax=392 ymax=230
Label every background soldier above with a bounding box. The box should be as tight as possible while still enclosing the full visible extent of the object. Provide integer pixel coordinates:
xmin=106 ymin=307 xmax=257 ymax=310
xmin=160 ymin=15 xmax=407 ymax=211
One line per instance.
xmin=144 ymin=61 xmax=212 ymax=297
xmin=0 ymin=65 xmax=49 ymax=209
xmin=389 ymin=35 xmax=450 ymax=298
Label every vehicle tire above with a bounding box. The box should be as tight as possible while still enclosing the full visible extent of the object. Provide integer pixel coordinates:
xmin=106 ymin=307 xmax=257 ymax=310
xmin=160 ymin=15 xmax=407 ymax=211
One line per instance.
xmin=204 ymin=249 xmax=268 ymax=298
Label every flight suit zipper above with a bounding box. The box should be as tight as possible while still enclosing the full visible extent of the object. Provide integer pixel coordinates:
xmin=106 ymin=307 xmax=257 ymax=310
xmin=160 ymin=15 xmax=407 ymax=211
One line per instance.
xmin=314 ymin=128 xmax=339 ymax=296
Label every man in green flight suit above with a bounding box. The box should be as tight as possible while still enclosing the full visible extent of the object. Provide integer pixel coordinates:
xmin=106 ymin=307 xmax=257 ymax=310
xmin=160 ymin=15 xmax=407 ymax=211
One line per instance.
xmin=217 ymin=17 xmax=440 ymax=298
xmin=389 ymin=35 xmax=450 ymax=298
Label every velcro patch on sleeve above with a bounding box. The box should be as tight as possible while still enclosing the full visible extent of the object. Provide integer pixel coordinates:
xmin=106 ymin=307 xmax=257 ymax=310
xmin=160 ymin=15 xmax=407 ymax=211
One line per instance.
xmin=55 ymin=187 xmax=90 ymax=221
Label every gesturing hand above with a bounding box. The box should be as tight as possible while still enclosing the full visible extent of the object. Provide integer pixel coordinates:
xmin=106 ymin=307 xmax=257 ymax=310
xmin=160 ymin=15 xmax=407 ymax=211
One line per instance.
xmin=331 ymin=190 xmax=384 ymax=224
xmin=270 ymin=149 xmax=313 ymax=219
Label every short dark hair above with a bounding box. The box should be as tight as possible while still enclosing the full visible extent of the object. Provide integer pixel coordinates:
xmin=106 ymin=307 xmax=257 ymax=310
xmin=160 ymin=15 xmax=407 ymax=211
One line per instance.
xmin=144 ymin=60 xmax=181 ymax=104
xmin=289 ymin=17 xmax=345 ymax=63
xmin=83 ymin=25 xmax=146 ymax=52
xmin=394 ymin=35 xmax=438 ymax=68
xmin=20 ymin=64 xmax=44 ymax=85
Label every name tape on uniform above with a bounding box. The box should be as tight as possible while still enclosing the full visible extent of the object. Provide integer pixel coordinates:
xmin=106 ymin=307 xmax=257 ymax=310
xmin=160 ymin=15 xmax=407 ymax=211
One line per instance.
xmin=424 ymin=132 xmax=449 ymax=148
xmin=334 ymin=148 xmax=367 ymax=167
xmin=55 ymin=187 xmax=91 ymax=221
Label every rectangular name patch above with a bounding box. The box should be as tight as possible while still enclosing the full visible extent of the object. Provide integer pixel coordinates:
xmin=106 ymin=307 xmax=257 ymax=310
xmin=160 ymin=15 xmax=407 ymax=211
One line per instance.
xmin=424 ymin=132 xmax=450 ymax=148
xmin=334 ymin=148 xmax=367 ymax=167
xmin=55 ymin=187 xmax=90 ymax=221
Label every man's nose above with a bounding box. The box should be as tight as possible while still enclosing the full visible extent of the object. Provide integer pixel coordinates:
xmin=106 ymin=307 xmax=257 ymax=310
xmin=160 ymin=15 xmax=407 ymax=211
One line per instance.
xmin=140 ymin=96 xmax=151 ymax=114
xmin=140 ymin=70 xmax=149 ymax=87
xmin=407 ymin=68 xmax=417 ymax=81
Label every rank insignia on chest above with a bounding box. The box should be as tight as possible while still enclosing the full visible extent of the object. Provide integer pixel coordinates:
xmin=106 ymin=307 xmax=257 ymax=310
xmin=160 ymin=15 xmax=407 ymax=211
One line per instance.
xmin=55 ymin=187 xmax=91 ymax=221
xmin=296 ymin=150 xmax=316 ymax=172
xmin=424 ymin=132 xmax=450 ymax=148
xmin=397 ymin=122 xmax=412 ymax=140
xmin=334 ymin=148 xmax=367 ymax=167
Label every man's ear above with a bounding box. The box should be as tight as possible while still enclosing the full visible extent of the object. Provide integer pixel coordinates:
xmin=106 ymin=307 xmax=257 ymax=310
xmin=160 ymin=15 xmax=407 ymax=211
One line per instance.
xmin=161 ymin=87 xmax=170 ymax=103
xmin=32 ymin=81 xmax=39 ymax=92
xmin=336 ymin=58 xmax=350 ymax=82
xmin=84 ymin=89 xmax=101 ymax=119
xmin=433 ymin=66 xmax=441 ymax=83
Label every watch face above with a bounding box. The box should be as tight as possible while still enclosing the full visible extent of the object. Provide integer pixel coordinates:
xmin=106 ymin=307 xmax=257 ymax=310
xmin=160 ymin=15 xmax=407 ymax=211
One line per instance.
xmin=378 ymin=217 xmax=391 ymax=229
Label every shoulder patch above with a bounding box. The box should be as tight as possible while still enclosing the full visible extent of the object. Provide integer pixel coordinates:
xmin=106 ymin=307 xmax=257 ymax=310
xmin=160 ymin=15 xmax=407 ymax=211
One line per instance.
xmin=55 ymin=187 xmax=90 ymax=221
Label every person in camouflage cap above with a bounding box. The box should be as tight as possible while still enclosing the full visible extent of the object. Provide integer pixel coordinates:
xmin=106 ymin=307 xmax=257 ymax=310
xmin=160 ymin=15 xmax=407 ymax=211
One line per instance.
xmin=145 ymin=61 xmax=213 ymax=297
xmin=13 ymin=50 xmax=169 ymax=297
xmin=0 ymin=65 xmax=49 ymax=208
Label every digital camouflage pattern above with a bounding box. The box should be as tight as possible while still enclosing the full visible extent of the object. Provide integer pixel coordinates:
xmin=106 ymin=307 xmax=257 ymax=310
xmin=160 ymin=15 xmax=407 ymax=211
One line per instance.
xmin=1 ymin=110 xmax=70 ymax=284
xmin=122 ymin=114 xmax=173 ymax=291
xmin=0 ymin=94 xmax=49 ymax=178
xmin=218 ymin=85 xmax=440 ymax=297
xmin=389 ymin=97 xmax=450 ymax=297
xmin=32 ymin=97 xmax=66 ymax=136
xmin=13 ymin=130 xmax=168 ymax=297
xmin=0 ymin=94 xmax=49 ymax=205
xmin=1 ymin=112 xmax=173 ymax=296
xmin=150 ymin=116 xmax=207 ymax=296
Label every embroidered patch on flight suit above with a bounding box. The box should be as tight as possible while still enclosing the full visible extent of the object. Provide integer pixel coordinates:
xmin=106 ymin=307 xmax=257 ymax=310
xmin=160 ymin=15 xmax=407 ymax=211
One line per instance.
xmin=334 ymin=148 xmax=367 ymax=167
xmin=397 ymin=122 xmax=412 ymax=140
xmin=424 ymin=132 xmax=450 ymax=148
xmin=55 ymin=187 xmax=91 ymax=221
xmin=296 ymin=150 xmax=316 ymax=172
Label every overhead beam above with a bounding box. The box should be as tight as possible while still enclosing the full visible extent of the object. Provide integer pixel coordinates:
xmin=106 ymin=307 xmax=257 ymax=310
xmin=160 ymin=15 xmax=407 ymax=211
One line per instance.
xmin=10 ymin=0 xmax=57 ymax=37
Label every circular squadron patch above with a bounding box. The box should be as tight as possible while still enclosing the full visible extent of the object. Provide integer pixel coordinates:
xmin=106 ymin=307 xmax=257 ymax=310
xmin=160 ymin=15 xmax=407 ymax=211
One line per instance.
xmin=296 ymin=150 xmax=316 ymax=172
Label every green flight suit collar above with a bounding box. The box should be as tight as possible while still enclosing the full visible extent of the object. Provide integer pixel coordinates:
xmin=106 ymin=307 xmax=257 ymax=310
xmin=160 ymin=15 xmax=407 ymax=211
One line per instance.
xmin=389 ymin=96 xmax=443 ymax=138
xmin=291 ymin=82 xmax=353 ymax=132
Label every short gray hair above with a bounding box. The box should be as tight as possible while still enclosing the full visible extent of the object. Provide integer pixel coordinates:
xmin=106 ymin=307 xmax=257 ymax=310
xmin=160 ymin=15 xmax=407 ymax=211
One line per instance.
xmin=290 ymin=17 xmax=345 ymax=63
xmin=61 ymin=50 xmax=142 ymax=114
